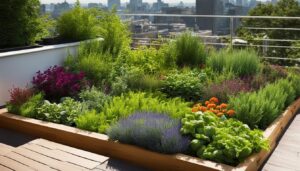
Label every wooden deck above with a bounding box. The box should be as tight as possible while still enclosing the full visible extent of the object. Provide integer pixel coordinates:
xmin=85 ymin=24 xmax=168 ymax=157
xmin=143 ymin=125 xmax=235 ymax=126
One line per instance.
xmin=0 ymin=129 xmax=147 ymax=171
xmin=262 ymin=114 xmax=300 ymax=171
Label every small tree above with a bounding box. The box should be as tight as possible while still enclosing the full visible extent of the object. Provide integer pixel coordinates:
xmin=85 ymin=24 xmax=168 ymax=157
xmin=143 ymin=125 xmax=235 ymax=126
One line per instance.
xmin=0 ymin=0 xmax=48 ymax=48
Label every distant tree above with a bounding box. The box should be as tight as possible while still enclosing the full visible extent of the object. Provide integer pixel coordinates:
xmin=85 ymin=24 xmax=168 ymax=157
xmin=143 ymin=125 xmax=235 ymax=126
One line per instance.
xmin=237 ymin=0 xmax=300 ymax=65
xmin=0 ymin=0 xmax=51 ymax=48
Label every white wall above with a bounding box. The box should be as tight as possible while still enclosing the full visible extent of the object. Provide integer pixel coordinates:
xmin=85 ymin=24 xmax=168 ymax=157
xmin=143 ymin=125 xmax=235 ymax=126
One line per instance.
xmin=0 ymin=42 xmax=80 ymax=106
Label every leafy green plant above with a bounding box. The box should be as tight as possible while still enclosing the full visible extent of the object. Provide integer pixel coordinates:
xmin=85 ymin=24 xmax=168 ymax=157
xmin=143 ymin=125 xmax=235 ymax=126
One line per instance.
xmin=36 ymin=98 xmax=85 ymax=126
xmin=19 ymin=93 xmax=44 ymax=118
xmin=207 ymin=49 xmax=261 ymax=77
xmin=0 ymin=0 xmax=52 ymax=48
xmin=76 ymin=110 xmax=101 ymax=132
xmin=181 ymin=112 xmax=269 ymax=165
xmin=79 ymin=87 xmax=111 ymax=112
xmin=56 ymin=2 xmax=100 ymax=41
xmin=98 ymin=92 xmax=191 ymax=133
xmin=161 ymin=69 xmax=206 ymax=101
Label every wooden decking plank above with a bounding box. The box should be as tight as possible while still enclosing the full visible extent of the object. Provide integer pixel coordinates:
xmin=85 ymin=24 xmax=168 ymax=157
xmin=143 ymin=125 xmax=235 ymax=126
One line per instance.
xmin=0 ymin=164 xmax=13 ymax=171
xmin=32 ymin=139 xmax=108 ymax=163
xmin=24 ymin=143 xmax=99 ymax=169
xmin=0 ymin=143 xmax=14 ymax=155
xmin=5 ymin=152 xmax=56 ymax=171
xmin=14 ymin=147 xmax=87 ymax=171
xmin=0 ymin=155 xmax=34 ymax=171
xmin=263 ymin=163 xmax=294 ymax=171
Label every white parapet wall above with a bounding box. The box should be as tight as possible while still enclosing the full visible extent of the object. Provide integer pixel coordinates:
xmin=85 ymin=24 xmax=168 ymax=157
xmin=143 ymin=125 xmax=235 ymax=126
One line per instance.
xmin=0 ymin=42 xmax=80 ymax=106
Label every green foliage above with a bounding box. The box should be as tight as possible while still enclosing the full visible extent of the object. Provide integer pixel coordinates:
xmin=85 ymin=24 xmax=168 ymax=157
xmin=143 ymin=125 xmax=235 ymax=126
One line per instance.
xmin=0 ymin=0 xmax=51 ymax=48
xmin=229 ymin=78 xmax=296 ymax=129
xmin=36 ymin=98 xmax=85 ymax=126
xmin=19 ymin=93 xmax=44 ymax=118
xmin=238 ymin=0 xmax=300 ymax=64
xmin=117 ymin=46 xmax=167 ymax=74
xmin=76 ymin=110 xmax=101 ymax=132
xmin=79 ymin=87 xmax=111 ymax=112
xmin=288 ymin=73 xmax=300 ymax=97
xmin=56 ymin=5 xmax=100 ymax=41
xmin=207 ymin=49 xmax=261 ymax=77
xmin=65 ymin=41 xmax=113 ymax=86
xmin=171 ymin=32 xmax=207 ymax=67
xmin=161 ymin=69 xmax=206 ymax=101
xmin=98 ymin=9 xmax=130 ymax=56
xmin=98 ymin=92 xmax=191 ymax=133
xmin=181 ymin=112 xmax=269 ymax=165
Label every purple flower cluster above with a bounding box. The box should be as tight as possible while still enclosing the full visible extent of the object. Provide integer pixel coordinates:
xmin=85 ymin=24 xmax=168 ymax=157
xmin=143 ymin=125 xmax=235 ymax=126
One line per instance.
xmin=204 ymin=79 xmax=252 ymax=102
xmin=107 ymin=112 xmax=190 ymax=154
xmin=32 ymin=66 xmax=86 ymax=101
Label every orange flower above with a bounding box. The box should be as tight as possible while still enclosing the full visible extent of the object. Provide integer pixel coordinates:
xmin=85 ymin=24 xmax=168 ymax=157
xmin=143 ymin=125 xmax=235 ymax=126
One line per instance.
xmin=199 ymin=106 xmax=207 ymax=112
xmin=227 ymin=110 xmax=235 ymax=117
xmin=209 ymin=97 xmax=219 ymax=104
xmin=222 ymin=109 xmax=227 ymax=113
xmin=212 ymin=110 xmax=220 ymax=114
xmin=207 ymin=103 xmax=216 ymax=109
xmin=220 ymin=103 xmax=228 ymax=109
xmin=216 ymin=105 xmax=221 ymax=109
xmin=205 ymin=101 xmax=210 ymax=106
xmin=192 ymin=107 xmax=198 ymax=113
xmin=217 ymin=112 xmax=224 ymax=117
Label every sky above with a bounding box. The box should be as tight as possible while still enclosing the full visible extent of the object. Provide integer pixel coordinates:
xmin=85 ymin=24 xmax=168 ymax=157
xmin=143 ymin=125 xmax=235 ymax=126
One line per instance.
xmin=40 ymin=0 xmax=196 ymax=4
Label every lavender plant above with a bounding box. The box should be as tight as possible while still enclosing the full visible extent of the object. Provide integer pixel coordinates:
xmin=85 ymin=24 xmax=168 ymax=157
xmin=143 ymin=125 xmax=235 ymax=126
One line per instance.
xmin=107 ymin=112 xmax=190 ymax=154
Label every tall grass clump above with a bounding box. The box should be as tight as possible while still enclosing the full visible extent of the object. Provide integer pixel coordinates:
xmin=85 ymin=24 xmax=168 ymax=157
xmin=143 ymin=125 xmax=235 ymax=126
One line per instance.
xmin=107 ymin=112 xmax=190 ymax=154
xmin=172 ymin=32 xmax=207 ymax=67
xmin=56 ymin=2 xmax=100 ymax=41
xmin=207 ymin=49 xmax=261 ymax=77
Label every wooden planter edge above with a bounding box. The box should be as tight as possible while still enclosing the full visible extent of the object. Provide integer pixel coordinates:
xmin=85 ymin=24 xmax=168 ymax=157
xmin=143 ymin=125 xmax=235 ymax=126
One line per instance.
xmin=0 ymin=98 xmax=300 ymax=171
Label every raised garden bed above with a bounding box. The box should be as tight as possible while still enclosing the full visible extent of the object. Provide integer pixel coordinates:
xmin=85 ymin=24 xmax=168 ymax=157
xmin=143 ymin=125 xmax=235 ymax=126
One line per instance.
xmin=1 ymin=98 xmax=299 ymax=171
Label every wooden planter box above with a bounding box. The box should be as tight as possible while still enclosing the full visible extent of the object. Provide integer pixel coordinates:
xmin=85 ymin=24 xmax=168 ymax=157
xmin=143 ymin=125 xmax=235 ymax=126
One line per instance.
xmin=1 ymin=98 xmax=300 ymax=171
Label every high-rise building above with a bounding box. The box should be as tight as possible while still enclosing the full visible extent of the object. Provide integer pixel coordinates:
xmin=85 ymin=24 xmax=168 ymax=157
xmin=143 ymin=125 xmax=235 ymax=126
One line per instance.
xmin=152 ymin=0 xmax=169 ymax=12
xmin=127 ymin=0 xmax=143 ymax=12
xmin=108 ymin=0 xmax=121 ymax=10
xmin=196 ymin=0 xmax=217 ymax=30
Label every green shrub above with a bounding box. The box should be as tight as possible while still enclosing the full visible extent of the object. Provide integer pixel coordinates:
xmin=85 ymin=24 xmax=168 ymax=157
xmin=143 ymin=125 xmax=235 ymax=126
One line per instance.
xmin=171 ymin=32 xmax=207 ymax=67
xmin=288 ymin=73 xmax=300 ymax=98
xmin=207 ymin=49 xmax=261 ymax=77
xmin=229 ymin=78 xmax=296 ymax=129
xmin=56 ymin=3 xmax=100 ymax=41
xmin=36 ymin=98 xmax=85 ymax=126
xmin=79 ymin=87 xmax=111 ymax=112
xmin=118 ymin=47 xmax=166 ymax=74
xmin=98 ymin=92 xmax=191 ymax=133
xmin=181 ymin=112 xmax=269 ymax=165
xmin=0 ymin=0 xmax=51 ymax=48
xmin=161 ymin=69 xmax=206 ymax=101
xmin=19 ymin=93 xmax=44 ymax=118
xmin=76 ymin=110 xmax=101 ymax=132
xmin=98 ymin=9 xmax=130 ymax=56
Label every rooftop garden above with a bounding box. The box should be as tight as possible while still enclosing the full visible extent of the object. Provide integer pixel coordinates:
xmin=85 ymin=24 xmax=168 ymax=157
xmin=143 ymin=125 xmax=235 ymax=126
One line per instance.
xmin=3 ymin=0 xmax=300 ymax=168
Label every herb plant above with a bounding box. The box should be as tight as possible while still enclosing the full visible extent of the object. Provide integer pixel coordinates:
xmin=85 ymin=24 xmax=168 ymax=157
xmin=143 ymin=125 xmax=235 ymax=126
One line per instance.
xmin=181 ymin=112 xmax=269 ymax=165
xmin=108 ymin=112 xmax=190 ymax=154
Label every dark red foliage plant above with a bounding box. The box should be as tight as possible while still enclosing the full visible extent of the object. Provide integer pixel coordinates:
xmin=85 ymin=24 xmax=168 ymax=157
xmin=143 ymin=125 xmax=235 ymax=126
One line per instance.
xmin=203 ymin=79 xmax=252 ymax=103
xmin=32 ymin=66 xmax=86 ymax=101
xmin=8 ymin=87 xmax=34 ymax=106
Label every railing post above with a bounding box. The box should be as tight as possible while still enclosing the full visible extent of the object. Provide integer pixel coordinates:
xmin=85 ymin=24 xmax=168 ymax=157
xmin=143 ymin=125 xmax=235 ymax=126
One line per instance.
xmin=230 ymin=17 xmax=234 ymax=47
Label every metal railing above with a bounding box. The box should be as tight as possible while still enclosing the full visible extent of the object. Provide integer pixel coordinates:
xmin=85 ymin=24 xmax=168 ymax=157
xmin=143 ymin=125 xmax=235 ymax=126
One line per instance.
xmin=119 ymin=13 xmax=300 ymax=64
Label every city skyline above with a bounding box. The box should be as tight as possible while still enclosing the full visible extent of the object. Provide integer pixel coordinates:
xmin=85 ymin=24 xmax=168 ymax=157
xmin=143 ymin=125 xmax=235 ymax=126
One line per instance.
xmin=40 ymin=0 xmax=195 ymax=4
